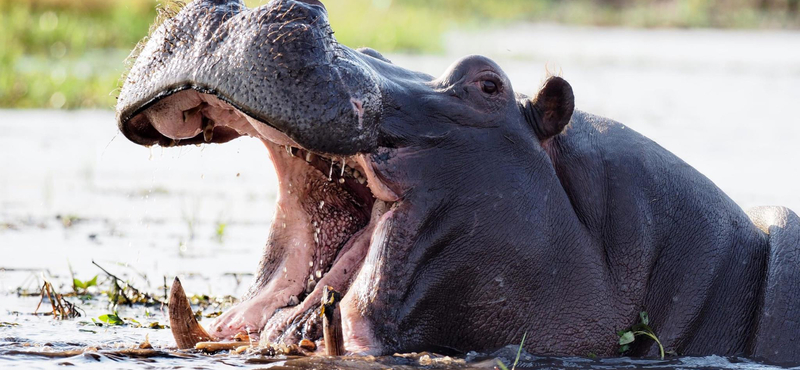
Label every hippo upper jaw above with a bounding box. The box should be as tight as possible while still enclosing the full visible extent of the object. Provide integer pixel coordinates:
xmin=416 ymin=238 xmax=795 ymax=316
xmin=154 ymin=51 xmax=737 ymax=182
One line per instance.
xmin=116 ymin=0 xmax=382 ymax=156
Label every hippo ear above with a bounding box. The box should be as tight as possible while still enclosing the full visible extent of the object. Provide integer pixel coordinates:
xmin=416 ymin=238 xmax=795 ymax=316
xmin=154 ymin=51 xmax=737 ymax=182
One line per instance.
xmin=522 ymin=77 xmax=575 ymax=141
xmin=357 ymin=47 xmax=392 ymax=64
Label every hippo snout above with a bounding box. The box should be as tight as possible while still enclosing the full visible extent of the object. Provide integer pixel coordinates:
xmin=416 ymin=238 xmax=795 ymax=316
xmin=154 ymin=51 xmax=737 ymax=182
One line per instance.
xmin=117 ymin=0 xmax=380 ymax=155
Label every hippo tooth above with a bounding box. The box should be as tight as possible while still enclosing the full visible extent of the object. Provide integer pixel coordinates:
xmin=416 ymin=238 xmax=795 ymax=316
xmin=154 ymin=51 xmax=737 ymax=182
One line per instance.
xmin=168 ymin=277 xmax=214 ymax=349
xmin=305 ymin=152 xmax=315 ymax=162
xmin=287 ymin=295 xmax=299 ymax=306
xmin=357 ymin=176 xmax=366 ymax=185
xmin=340 ymin=158 xmax=346 ymax=176
xmin=285 ymin=145 xmax=294 ymax=157
xmin=202 ymin=117 xmax=215 ymax=143
xmin=338 ymin=178 xmax=345 ymax=184
xmin=321 ymin=286 xmax=345 ymax=356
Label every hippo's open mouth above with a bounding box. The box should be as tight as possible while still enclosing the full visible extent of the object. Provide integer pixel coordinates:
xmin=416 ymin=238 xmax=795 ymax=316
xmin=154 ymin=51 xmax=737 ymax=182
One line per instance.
xmin=116 ymin=0 xmax=409 ymax=353
xmin=129 ymin=88 xmax=398 ymax=351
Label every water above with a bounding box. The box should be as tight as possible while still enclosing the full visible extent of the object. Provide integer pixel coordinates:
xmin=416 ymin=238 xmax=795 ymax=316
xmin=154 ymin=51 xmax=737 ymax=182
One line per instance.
xmin=2 ymin=25 xmax=800 ymax=369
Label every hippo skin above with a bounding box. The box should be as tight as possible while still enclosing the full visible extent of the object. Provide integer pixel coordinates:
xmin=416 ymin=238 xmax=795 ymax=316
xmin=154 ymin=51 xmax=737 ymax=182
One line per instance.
xmin=115 ymin=0 xmax=800 ymax=364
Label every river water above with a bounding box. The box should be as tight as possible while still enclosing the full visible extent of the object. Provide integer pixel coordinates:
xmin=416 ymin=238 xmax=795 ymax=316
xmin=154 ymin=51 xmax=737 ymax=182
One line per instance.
xmin=1 ymin=25 xmax=799 ymax=369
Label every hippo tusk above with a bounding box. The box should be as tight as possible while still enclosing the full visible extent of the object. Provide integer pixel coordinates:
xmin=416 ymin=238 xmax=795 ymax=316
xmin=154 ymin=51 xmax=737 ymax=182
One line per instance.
xmin=168 ymin=277 xmax=214 ymax=349
xmin=321 ymin=286 xmax=345 ymax=356
xmin=202 ymin=116 xmax=215 ymax=143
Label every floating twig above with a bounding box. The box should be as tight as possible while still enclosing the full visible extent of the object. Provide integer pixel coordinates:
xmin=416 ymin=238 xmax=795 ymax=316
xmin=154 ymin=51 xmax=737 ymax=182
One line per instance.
xmin=34 ymin=277 xmax=81 ymax=320
xmin=92 ymin=260 xmax=164 ymax=307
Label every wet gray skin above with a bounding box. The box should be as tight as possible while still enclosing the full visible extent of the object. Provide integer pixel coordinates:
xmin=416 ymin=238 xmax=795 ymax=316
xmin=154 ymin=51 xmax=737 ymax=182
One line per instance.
xmin=116 ymin=0 xmax=800 ymax=365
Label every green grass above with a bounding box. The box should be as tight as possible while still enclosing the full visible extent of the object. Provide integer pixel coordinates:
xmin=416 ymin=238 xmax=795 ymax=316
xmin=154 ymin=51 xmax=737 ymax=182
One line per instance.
xmin=0 ymin=0 xmax=157 ymax=109
xmin=2 ymin=0 xmax=798 ymax=109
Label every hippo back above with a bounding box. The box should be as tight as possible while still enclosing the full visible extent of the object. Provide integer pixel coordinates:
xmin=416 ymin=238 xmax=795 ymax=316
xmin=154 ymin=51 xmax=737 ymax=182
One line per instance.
xmin=746 ymin=206 xmax=800 ymax=364
xmin=546 ymin=110 xmax=773 ymax=357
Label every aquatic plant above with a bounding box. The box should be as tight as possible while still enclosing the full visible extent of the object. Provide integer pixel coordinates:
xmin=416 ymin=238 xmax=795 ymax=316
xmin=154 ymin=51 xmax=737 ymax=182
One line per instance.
xmin=496 ymin=331 xmax=526 ymax=370
xmin=34 ymin=277 xmax=82 ymax=319
xmin=618 ymin=311 xmax=665 ymax=360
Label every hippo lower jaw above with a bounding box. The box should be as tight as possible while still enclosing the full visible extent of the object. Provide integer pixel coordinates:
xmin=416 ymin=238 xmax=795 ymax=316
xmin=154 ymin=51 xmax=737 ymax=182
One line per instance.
xmin=146 ymin=88 xmax=398 ymax=354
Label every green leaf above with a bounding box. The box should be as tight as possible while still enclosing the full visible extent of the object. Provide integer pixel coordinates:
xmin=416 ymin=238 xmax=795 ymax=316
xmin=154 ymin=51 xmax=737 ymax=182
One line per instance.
xmin=639 ymin=311 xmax=649 ymax=325
xmin=148 ymin=322 xmax=166 ymax=329
xmin=74 ymin=275 xmax=98 ymax=291
xmin=496 ymin=360 xmax=510 ymax=370
xmin=85 ymin=275 xmax=98 ymax=288
xmin=619 ymin=331 xmax=635 ymax=345
xmin=98 ymin=313 xmax=124 ymax=325
xmin=73 ymin=278 xmax=86 ymax=290
xmin=512 ymin=332 xmax=526 ymax=370
xmin=619 ymin=344 xmax=630 ymax=353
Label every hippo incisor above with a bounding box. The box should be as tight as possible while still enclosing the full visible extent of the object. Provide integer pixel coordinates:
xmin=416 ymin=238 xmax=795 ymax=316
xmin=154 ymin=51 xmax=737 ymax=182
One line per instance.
xmin=115 ymin=0 xmax=800 ymax=363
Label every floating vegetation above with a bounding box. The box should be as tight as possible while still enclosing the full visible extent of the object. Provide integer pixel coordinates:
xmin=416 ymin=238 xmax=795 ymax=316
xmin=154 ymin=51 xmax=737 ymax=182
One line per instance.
xmin=147 ymin=322 xmax=167 ymax=329
xmin=92 ymin=260 xmax=164 ymax=308
xmin=72 ymin=275 xmax=98 ymax=295
xmin=188 ymin=293 xmax=237 ymax=311
xmin=56 ymin=214 xmax=81 ymax=228
xmin=34 ymin=278 xmax=82 ymax=320
xmin=96 ymin=312 xmax=124 ymax=326
xmin=214 ymin=221 xmax=227 ymax=244
xmin=618 ymin=311 xmax=666 ymax=360
xmin=496 ymin=332 xmax=525 ymax=370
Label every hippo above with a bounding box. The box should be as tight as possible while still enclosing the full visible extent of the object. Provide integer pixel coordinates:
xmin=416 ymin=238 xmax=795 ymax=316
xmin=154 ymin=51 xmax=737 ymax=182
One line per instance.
xmin=115 ymin=0 xmax=800 ymax=364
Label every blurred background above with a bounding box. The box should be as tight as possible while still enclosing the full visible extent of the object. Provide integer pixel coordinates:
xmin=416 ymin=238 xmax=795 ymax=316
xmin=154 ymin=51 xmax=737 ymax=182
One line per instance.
xmin=2 ymin=0 xmax=800 ymax=109
xmin=0 ymin=0 xmax=799 ymax=351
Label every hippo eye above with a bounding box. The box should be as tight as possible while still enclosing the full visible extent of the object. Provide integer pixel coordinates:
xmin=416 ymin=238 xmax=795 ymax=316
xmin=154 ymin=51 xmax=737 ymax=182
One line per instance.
xmin=481 ymin=80 xmax=498 ymax=94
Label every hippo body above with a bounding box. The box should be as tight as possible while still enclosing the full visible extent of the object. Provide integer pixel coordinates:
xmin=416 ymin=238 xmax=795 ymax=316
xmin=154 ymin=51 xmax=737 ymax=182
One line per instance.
xmin=115 ymin=0 xmax=800 ymax=364
xmin=547 ymin=111 xmax=800 ymax=360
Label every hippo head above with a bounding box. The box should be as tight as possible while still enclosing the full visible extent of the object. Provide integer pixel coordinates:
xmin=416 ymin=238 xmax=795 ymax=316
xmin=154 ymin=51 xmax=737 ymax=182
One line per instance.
xmin=117 ymin=0 xmax=574 ymax=355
